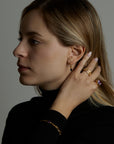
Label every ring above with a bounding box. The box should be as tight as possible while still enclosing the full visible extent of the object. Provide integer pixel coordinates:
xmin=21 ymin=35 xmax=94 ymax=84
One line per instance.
xmin=83 ymin=68 xmax=92 ymax=76
xmin=95 ymin=79 xmax=102 ymax=86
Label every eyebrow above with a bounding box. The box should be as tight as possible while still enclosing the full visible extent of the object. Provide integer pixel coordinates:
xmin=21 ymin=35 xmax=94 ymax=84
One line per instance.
xmin=19 ymin=31 xmax=42 ymax=37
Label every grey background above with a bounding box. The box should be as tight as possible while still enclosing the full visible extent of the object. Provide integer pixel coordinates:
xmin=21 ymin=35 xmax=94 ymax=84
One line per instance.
xmin=0 ymin=0 xmax=114 ymax=142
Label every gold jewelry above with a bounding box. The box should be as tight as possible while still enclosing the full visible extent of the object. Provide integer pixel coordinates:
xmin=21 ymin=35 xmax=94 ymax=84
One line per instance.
xmin=68 ymin=56 xmax=73 ymax=72
xmin=83 ymin=68 xmax=92 ymax=76
xmin=40 ymin=120 xmax=62 ymax=135
xmin=70 ymin=65 xmax=73 ymax=72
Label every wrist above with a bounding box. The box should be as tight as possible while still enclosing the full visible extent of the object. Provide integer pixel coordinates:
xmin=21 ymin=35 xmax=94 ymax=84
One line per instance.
xmin=50 ymin=101 xmax=73 ymax=119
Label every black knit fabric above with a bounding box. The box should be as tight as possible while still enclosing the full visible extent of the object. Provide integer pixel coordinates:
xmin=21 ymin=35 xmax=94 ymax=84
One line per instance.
xmin=2 ymin=87 xmax=114 ymax=144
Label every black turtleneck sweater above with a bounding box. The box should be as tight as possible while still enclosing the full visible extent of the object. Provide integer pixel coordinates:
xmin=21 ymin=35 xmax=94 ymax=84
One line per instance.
xmin=2 ymin=87 xmax=114 ymax=144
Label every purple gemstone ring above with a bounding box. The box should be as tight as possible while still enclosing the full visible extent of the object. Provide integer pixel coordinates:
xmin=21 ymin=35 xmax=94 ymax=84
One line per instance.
xmin=95 ymin=79 xmax=102 ymax=86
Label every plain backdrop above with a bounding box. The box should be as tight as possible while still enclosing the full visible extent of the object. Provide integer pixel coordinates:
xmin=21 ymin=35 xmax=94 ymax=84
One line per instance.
xmin=0 ymin=0 xmax=114 ymax=142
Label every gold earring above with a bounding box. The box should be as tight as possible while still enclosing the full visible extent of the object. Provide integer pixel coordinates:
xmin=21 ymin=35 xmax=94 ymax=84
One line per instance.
xmin=70 ymin=64 xmax=73 ymax=71
xmin=68 ymin=56 xmax=73 ymax=71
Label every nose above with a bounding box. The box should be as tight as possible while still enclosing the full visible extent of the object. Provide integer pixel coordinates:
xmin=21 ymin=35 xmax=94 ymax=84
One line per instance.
xmin=13 ymin=42 xmax=28 ymax=58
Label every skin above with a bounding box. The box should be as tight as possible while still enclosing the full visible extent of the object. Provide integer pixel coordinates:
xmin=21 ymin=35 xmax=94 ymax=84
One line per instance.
xmin=13 ymin=9 xmax=101 ymax=118
xmin=50 ymin=53 xmax=101 ymax=118
xmin=13 ymin=9 xmax=84 ymax=90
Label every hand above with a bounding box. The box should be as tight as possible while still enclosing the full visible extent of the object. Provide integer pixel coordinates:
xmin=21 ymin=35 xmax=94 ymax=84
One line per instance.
xmin=50 ymin=52 xmax=101 ymax=118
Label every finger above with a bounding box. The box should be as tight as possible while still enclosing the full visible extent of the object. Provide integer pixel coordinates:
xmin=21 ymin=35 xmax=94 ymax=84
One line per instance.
xmin=91 ymin=82 xmax=99 ymax=91
xmin=75 ymin=51 xmax=92 ymax=74
xmin=85 ymin=57 xmax=98 ymax=73
xmin=89 ymin=66 xmax=101 ymax=82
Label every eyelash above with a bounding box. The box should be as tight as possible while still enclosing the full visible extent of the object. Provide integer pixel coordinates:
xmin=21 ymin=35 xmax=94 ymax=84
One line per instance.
xmin=18 ymin=37 xmax=40 ymax=46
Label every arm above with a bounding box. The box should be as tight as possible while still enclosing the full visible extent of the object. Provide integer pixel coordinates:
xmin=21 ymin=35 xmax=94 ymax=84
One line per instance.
xmin=2 ymin=104 xmax=66 ymax=144
xmin=35 ymin=52 xmax=101 ymax=143
xmin=35 ymin=110 xmax=66 ymax=144
xmin=50 ymin=52 xmax=101 ymax=118
xmin=2 ymin=52 xmax=101 ymax=144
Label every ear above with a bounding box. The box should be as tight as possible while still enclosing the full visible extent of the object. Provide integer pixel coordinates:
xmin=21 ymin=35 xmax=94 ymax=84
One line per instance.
xmin=67 ymin=45 xmax=86 ymax=65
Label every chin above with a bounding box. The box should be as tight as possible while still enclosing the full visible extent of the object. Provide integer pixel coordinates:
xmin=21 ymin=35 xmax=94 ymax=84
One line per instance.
xmin=19 ymin=76 xmax=39 ymax=86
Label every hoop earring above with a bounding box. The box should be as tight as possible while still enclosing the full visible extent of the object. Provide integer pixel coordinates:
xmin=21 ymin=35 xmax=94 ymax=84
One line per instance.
xmin=70 ymin=65 xmax=73 ymax=72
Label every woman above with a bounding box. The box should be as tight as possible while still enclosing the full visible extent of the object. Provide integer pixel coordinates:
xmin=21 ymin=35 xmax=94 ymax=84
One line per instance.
xmin=2 ymin=0 xmax=114 ymax=144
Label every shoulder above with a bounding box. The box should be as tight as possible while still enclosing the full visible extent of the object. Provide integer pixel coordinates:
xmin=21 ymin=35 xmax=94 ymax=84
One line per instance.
xmin=70 ymin=100 xmax=114 ymax=119
xmin=92 ymin=105 xmax=114 ymax=126
xmin=68 ymin=101 xmax=114 ymax=127
xmin=7 ymin=96 xmax=43 ymax=120
xmin=93 ymin=105 xmax=114 ymax=117
xmin=64 ymin=103 xmax=114 ymax=143
xmin=91 ymin=106 xmax=114 ymax=143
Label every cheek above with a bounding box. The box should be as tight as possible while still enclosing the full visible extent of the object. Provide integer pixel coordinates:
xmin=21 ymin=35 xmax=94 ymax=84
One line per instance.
xmin=23 ymin=48 xmax=68 ymax=86
xmin=31 ymin=46 xmax=67 ymax=75
xmin=32 ymin=49 xmax=52 ymax=69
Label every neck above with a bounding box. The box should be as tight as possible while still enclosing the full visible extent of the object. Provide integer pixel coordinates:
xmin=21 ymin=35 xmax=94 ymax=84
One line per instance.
xmin=38 ymin=85 xmax=61 ymax=97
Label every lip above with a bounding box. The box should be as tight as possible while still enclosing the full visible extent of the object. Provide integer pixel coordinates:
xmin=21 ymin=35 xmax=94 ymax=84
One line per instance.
xmin=18 ymin=67 xmax=30 ymax=73
xmin=17 ymin=64 xmax=31 ymax=73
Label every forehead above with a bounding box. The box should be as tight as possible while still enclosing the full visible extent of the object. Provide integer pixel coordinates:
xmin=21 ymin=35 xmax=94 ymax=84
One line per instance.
xmin=20 ymin=10 xmax=51 ymax=37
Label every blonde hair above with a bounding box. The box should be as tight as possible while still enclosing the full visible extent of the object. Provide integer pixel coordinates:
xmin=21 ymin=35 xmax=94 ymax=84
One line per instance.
xmin=21 ymin=0 xmax=114 ymax=107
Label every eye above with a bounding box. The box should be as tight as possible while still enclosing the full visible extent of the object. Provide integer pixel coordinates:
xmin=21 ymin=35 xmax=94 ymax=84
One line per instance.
xmin=29 ymin=39 xmax=40 ymax=46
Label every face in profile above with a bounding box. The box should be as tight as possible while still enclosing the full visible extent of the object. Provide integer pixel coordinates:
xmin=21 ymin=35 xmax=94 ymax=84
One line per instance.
xmin=13 ymin=9 xmax=71 ymax=90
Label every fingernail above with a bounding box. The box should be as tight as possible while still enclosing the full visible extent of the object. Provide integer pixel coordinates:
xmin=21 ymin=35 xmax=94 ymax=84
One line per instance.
xmin=95 ymin=57 xmax=98 ymax=62
xmin=88 ymin=51 xmax=92 ymax=57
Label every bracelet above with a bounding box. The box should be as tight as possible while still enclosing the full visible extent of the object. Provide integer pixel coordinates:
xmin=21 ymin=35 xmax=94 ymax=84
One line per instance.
xmin=40 ymin=120 xmax=62 ymax=135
